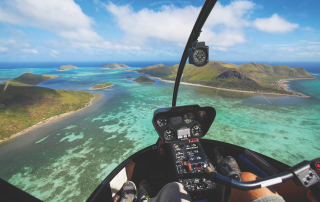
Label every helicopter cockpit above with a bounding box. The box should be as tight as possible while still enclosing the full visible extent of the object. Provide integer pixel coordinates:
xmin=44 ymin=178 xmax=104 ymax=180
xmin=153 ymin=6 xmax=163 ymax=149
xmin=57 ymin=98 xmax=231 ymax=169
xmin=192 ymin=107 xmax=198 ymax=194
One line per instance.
xmin=1 ymin=0 xmax=320 ymax=202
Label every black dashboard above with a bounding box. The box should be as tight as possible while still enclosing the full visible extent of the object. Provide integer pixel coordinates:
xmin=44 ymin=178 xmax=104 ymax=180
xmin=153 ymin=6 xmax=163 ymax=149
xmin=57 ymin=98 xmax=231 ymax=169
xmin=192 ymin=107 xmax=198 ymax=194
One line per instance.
xmin=152 ymin=105 xmax=218 ymax=201
xmin=152 ymin=105 xmax=216 ymax=143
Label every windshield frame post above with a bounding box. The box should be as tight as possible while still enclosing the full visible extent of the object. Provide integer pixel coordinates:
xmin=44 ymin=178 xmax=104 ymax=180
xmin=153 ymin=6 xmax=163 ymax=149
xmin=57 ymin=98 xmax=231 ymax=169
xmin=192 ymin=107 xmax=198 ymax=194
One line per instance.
xmin=172 ymin=0 xmax=217 ymax=107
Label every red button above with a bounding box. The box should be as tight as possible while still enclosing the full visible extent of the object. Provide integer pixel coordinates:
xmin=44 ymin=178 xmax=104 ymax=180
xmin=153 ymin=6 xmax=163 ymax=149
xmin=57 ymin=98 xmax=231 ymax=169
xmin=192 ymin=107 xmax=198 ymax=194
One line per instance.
xmin=316 ymin=163 xmax=320 ymax=168
xmin=188 ymin=163 xmax=192 ymax=172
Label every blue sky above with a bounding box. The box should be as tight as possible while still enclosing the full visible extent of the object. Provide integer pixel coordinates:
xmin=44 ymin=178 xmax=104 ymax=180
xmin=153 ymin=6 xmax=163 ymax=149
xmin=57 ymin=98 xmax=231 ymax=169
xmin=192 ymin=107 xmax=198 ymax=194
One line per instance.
xmin=0 ymin=0 xmax=319 ymax=62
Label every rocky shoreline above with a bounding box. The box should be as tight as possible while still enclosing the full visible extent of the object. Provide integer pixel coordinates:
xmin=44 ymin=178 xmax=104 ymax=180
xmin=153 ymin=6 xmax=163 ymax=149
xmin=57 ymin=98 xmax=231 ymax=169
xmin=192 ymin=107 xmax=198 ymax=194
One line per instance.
xmin=276 ymin=78 xmax=314 ymax=96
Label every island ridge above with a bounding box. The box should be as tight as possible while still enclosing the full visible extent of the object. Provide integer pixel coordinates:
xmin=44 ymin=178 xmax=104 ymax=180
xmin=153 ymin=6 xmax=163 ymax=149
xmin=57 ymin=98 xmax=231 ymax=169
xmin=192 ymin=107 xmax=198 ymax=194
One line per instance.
xmin=90 ymin=82 xmax=114 ymax=90
xmin=57 ymin=65 xmax=78 ymax=71
xmin=99 ymin=63 xmax=129 ymax=69
xmin=0 ymin=73 xmax=95 ymax=141
xmin=133 ymin=76 xmax=156 ymax=83
xmin=1 ymin=73 xmax=58 ymax=86
xmin=135 ymin=61 xmax=315 ymax=95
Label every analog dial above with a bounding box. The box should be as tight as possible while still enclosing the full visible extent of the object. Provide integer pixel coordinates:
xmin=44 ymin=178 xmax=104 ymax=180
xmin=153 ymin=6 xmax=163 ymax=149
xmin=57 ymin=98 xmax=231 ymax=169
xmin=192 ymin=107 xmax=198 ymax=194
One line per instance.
xmin=157 ymin=116 xmax=167 ymax=127
xmin=183 ymin=112 xmax=194 ymax=124
xmin=193 ymin=49 xmax=207 ymax=64
xmin=164 ymin=128 xmax=175 ymax=140
xmin=192 ymin=124 xmax=202 ymax=137
xmin=198 ymin=111 xmax=207 ymax=121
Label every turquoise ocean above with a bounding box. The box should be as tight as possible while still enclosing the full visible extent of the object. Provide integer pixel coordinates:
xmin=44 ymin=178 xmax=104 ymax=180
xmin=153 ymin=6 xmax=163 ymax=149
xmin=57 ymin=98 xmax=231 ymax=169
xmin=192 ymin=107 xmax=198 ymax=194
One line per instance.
xmin=0 ymin=61 xmax=319 ymax=201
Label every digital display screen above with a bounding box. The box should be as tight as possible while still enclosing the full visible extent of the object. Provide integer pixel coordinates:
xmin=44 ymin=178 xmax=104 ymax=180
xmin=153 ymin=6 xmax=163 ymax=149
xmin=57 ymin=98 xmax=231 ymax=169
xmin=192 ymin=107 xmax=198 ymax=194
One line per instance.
xmin=177 ymin=127 xmax=190 ymax=139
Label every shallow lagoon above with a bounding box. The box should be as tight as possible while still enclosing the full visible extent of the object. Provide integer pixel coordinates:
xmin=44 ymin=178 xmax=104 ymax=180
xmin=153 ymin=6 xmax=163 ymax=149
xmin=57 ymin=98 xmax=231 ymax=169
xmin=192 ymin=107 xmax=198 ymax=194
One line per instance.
xmin=0 ymin=65 xmax=319 ymax=201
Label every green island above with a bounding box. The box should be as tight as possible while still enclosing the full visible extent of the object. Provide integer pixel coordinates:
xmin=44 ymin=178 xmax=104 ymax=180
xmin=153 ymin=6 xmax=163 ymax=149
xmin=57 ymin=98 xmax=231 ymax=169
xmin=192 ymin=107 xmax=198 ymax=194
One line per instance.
xmin=90 ymin=82 xmax=114 ymax=90
xmin=135 ymin=61 xmax=315 ymax=95
xmin=126 ymin=76 xmax=133 ymax=79
xmin=0 ymin=74 xmax=94 ymax=141
xmin=57 ymin=65 xmax=78 ymax=71
xmin=133 ymin=76 xmax=156 ymax=84
xmin=1 ymin=73 xmax=58 ymax=86
xmin=99 ymin=63 xmax=129 ymax=69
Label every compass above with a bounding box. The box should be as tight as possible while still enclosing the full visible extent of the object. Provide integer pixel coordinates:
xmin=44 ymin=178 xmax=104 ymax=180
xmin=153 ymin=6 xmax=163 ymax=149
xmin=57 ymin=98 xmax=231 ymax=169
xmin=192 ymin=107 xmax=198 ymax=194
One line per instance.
xmin=193 ymin=49 xmax=207 ymax=64
xmin=188 ymin=41 xmax=209 ymax=67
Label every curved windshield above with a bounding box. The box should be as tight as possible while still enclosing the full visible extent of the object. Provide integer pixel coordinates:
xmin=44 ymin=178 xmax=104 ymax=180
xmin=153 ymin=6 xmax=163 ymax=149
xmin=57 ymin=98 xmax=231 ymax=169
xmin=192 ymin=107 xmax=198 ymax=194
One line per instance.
xmin=0 ymin=0 xmax=319 ymax=201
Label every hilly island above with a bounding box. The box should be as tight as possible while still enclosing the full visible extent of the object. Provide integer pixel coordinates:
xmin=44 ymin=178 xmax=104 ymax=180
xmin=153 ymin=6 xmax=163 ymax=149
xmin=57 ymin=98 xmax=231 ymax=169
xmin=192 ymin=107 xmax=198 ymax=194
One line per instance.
xmin=99 ymin=63 xmax=129 ymax=69
xmin=90 ymin=82 xmax=114 ymax=90
xmin=1 ymin=73 xmax=58 ymax=86
xmin=135 ymin=61 xmax=315 ymax=95
xmin=57 ymin=65 xmax=78 ymax=71
xmin=133 ymin=76 xmax=156 ymax=84
xmin=0 ymin=73 xmax=94 ymax=141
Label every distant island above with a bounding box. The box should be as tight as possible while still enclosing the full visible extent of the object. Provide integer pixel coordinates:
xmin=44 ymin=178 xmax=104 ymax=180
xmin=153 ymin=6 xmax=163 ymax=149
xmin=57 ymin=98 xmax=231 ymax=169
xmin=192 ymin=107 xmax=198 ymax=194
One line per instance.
xmin=126 ymin=76 xmax=133 ymax=79
xmin=57 ymin=65 xmax=78 ymax=71
xmin=135 ymin=61 xmax=315 ymax=96
xmin=90 ymin=82 xmax=114 ymax=90
xmin=1 ymin=73 xmax=58 ymax=86
xmin=133 ymin=76 xmax=156 ymax=84
xmin=99 ymin=63 xmax=129 ymax=69
xmin=0 ymin=73 xmax=95 ymax=141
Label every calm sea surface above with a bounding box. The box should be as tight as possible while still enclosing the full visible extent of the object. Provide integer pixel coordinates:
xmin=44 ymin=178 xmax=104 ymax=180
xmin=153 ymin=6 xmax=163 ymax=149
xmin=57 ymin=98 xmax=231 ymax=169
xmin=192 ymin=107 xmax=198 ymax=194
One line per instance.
xmin=0 ymin=61 xmax=319 ymax=201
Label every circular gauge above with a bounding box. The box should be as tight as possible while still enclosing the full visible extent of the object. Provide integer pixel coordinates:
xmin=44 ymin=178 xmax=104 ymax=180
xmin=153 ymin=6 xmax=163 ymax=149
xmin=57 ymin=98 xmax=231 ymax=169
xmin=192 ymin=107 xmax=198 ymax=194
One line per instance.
xmin=164 ymin=128 xmax=175 ymax=140
xmin=198 ymin=111 xmax=208 ymax=121
xmin=157 ymin=116 xmax=167 ymax=127
xmin=193 ymin=48 xmax=207 ymax=65
xmin=192 ymin=124 xmax=202 ymax=137
xmin=183 ymin=112 xmax=194 ymax=124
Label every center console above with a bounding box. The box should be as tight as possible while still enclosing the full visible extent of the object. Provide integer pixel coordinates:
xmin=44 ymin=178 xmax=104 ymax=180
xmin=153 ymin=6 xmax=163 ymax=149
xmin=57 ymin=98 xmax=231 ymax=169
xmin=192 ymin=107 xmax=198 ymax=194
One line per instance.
xmin=152 ymin=105 xmax=218 ymax=201
xmin=170 ymin=139 xmax=218 ymax=201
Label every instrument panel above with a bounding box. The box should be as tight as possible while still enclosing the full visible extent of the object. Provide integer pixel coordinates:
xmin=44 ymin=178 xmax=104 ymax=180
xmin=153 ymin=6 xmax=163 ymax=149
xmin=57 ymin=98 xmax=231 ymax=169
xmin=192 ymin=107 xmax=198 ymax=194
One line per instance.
xmin=152 ymin=105 xmax=216 ymax=143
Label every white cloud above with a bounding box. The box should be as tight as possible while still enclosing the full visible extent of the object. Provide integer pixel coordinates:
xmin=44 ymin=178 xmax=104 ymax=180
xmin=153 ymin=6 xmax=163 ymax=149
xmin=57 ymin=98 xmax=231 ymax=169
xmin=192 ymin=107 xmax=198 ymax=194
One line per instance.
xmin=205 ymin=1 xmax=254 ymax=29
xmin=50 ymin=50 xmax=58 ymax=55
xmin=302 ymin=26 xmax=314 ymax=31
xmin=0 ymin=0 xmax=303 ymax=56
xmin=278 ymin=45 xmax=320 ymax=57
xmin=254 ymin=14 xmax=299 ymax=33
xmin=104 ymin=1 xmax=299 ymax=52
xmin=0 ymin=0 xmax=101 ymax=43
xmin=50 ymin=50 xmax=58 ymax=57
xmin=106 ymin=3 xmax=198 ymax=43
xmin=0 ymin=46 xmax=8 ymax=52
xmin=0 ymin=0 xmax=144 ymax=51
xmin=21 ymin=49 xmax=38 ymax=54
xmin=105 ymin=1 xmax=255 ymax=50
